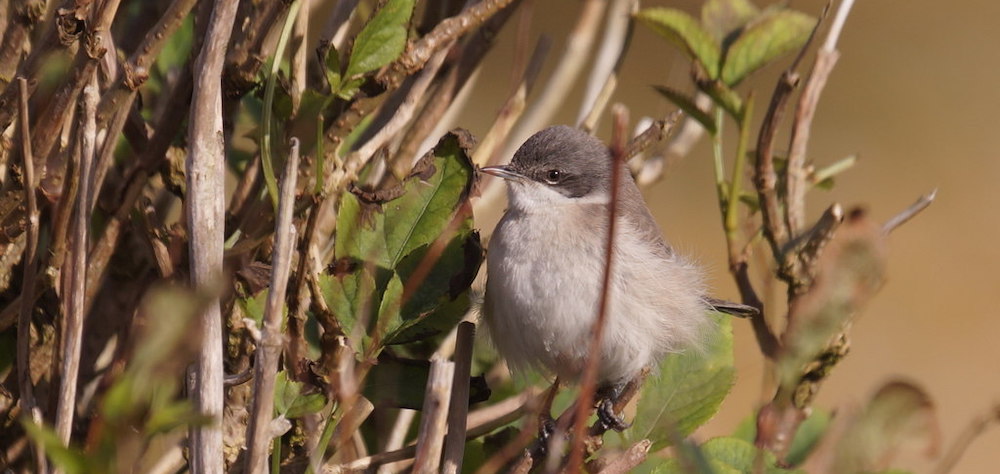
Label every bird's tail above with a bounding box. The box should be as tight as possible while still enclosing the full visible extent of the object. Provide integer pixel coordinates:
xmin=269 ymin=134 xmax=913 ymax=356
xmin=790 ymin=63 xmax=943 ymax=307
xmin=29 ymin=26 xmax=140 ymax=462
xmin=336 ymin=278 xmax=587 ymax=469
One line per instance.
xmin=707 ymin=298 xmax=759 ymax=318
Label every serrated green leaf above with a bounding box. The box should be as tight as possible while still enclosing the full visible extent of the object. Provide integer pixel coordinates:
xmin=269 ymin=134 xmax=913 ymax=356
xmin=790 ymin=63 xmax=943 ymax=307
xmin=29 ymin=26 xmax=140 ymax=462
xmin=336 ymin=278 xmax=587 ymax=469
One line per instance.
xmin=632 ymin=314 xmax=735 ymax=451
xmin=653 ymin=86 xmax=717 ymax=134
xmin=721 ymin=9 xmax=816 ymax=85
xmin=344 ymin=0 xmax=415 ymax=80
xmin=637 ymin=8 xmax=721 ymax=79
xmin=701 ymin=0 xmax=760 ymax=45
xmin=832 ymin=381 xmax=938 ymax=473
xmin=334 ymin=130 xmax=476 ymax=270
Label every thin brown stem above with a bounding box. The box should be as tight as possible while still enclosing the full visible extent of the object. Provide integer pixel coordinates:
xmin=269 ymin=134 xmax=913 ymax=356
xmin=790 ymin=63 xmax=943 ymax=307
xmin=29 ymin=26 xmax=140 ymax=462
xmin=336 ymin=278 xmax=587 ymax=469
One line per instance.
xmin=55 ymin=73 xmax=97 ymax=446
xmin=186 ymin=1 xmax=239 ymax=471
xmin=567 ymin=105 xmax=629 ymax=473
xmin=931 ymin=403 xmax=1000 ymax=474
xmin=245 ymin=138 xmax=301 ymax=473
xmin=785 ymin=0 xmax=854 ymax=237
xmin=15 ymin=76 xmax=45 ymax=470
xmin=442 ymin=321 xmax=476 ymax=474
xmin=882 ymin=189 xmax=936 ymax=234
xmin=412 ymin=357 xmax=455 ymax=473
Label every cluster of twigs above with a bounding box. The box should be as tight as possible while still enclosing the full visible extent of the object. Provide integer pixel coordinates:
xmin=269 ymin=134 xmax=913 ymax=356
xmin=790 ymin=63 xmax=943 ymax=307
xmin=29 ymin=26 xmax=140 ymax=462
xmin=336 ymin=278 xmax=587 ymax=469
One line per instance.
xmin=2 ymin=0 xmax=996 ymax=473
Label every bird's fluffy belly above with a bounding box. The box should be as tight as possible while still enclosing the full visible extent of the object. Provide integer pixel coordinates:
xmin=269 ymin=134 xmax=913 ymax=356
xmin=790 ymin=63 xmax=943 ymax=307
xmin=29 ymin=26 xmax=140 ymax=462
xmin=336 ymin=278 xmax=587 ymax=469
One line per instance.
xmin=484 ymin=209 xmax=703 ymax=384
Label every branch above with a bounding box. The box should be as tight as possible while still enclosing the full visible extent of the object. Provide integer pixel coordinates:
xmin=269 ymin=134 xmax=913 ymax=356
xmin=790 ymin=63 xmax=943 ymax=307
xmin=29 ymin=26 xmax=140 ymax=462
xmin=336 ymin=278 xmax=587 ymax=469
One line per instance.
xmin=568 ymin=105 xmax=629 ymax=473
xmin=54 ymin=72 xmax=97 ymax=446
xmin=244 ymin=138 xmax=301 ymax=473
xmin=441 ymin=321 xmax=476 ymax=474
xmin=785 ymin=0 xmax=855 ymax=236
xmin=931 ymin=403 xmax=1000 ymax=474
xmin=15 ymin=76 xmax=45 ymax=471
xmin=577 ymin=0 xmax=636 ymax=132
xmin=411 ymin=357 xmax=455 ymax=473
xmin=186 ymin=1 xmax=239 ymax=471
xmin=882 ymin=189 xmax=936 ymax=234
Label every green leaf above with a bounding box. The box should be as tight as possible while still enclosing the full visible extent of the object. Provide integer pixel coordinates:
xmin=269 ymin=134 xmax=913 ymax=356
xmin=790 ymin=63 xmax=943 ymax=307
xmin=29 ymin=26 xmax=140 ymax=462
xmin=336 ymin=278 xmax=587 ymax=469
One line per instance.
xmin=637 ymin=8 xmax=721 ymax=79
xmin=317 ymin=263 xmax=385 ymax=352
xmin=699 ymin=79 xmax=744 ymax=120
xmin=653 ymin=86 xmax=717 ymax=134
xmin=721 ymin=9 xmax=816 ymax=85
xmin=701 ymin=0 xmax=760 ymax=45
xmin=21 ymin=421 xmax=90 ymax=474
xmin=383 ymin=231 xmax=484 ymax=345
xmin=653 ymin=437 xmax=805 ymax=474
xmin=730 ymin=409 xmax=832 ymax=467
xmin=334 ymin=130 xmax=477 ymax=270
xmin=274 ymin=371 xmax=327 ymax=418
xmin=325 ymin=45 xmax=342 ymax=92
xmin=832 ymin=381 xmax=938 ymax=473
xmin=632 ymin=314 xmax=735 ymax=451
xmin=238 ymin=288 xmax=269 ymax=327
xmin=344 ymin=0 xmax=416 ymax=80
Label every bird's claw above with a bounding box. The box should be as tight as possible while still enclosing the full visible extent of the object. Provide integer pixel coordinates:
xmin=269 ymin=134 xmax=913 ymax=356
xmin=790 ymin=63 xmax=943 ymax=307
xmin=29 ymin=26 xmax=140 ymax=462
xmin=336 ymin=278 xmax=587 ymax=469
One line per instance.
xmin=596 ymin=397 xmax=630 ymax=432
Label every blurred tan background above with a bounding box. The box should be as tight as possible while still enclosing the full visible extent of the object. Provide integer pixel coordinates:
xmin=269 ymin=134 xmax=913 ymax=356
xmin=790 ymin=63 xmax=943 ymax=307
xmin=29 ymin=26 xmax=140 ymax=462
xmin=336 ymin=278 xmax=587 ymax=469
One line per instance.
xmin=451 ymin=0 xmax=1000 ymax=472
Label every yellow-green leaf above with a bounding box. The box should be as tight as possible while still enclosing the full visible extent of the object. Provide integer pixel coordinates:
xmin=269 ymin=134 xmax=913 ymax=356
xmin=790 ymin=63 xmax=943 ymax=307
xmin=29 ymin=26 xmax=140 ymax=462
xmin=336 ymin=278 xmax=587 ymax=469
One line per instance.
xmin=637 ymin=7 xmax=721 ymax=79
xmin=721 ymin=9 xmax=816 ymax=86
xmin=344 ymin=0 xmax=416 ymax=80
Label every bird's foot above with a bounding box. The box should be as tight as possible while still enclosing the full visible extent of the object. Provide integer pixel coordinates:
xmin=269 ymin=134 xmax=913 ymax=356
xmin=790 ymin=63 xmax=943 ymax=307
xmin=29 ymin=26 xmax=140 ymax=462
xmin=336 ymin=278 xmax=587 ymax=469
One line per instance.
xmin=530 ymin=414 xmax=559 ymax=457
xmin=596 ymin=397 xmax=630 ymax=432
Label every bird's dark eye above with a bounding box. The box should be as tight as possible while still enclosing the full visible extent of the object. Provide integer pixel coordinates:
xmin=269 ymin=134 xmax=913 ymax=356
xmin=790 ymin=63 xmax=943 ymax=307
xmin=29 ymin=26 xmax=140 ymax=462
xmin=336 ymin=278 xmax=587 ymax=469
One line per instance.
xmin=545 ymin=169 xmax=561 ymax=184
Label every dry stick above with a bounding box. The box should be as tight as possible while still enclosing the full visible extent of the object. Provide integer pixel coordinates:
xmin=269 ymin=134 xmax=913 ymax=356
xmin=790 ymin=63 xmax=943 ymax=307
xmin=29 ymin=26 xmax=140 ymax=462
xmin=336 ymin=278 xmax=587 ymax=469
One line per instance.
xmin=0 ymin=0 xmax=44 ymax=83
xmin=317 ymin=0 xmax=358 ymax=53
xmin=441 ymin=321 xmax=476 ymax=474
xmin=350 ymin=46 xmax=452 ymax=167
xmin=412 ymin=357 xmax=456 ymax=473
xmin=576 ymin=0 xmax=636 ymax=131
xmin=931 ymin=403 xmax=1000 ymax=474
xmin=567 ymin=105 xmax=629 ymax=473
xmin=882 ymin=189 xmax=937 ymax=234
xmin=595 ymin=439 xmax=651 ymax=474
xmin=55 ymin=73 xmax=97 ymax=447
xmin=244 ymin=139 xmax=301 ymax=473
xmin=325 ymin=388 xmax=537 ymax=473
xmin=15 ymin=76 xmax=46 ymax=471
xmin=392 ymin=0 xmax=524 ymax=173
xmin=89 ymin=0 xmax=199 ymax=211
xmin=186 ymin=1 xmax=239 ymax=472
xmin=785 ymin=0 xmax=856 ymax=237
xmin=499 ymin=0 xmax=605 ymax=163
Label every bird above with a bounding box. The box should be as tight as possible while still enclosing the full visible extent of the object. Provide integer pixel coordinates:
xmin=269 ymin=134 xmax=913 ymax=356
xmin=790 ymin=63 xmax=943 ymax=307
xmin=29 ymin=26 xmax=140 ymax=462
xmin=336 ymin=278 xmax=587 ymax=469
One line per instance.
xmin=480 ymin=125 xmax=753 ymax=430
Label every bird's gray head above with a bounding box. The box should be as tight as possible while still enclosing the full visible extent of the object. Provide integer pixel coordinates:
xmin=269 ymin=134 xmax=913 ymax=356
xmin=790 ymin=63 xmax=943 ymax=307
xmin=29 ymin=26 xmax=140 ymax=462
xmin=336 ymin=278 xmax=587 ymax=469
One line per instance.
xmin=481 ymin=126 xmax=613 ymax=209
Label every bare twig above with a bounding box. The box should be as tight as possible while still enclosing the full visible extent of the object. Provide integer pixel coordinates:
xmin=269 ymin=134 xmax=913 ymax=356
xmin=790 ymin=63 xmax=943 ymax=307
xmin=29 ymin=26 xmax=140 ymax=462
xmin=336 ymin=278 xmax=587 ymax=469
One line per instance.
xmin=577 ymin=0 xmax=636 ymax=132
xmin=412 ymin=357 xmax=455 ymax=473
xmin=595 ymin=439 xmax=651 ymax=474
xmin=882 ymin=189 xmax=936 ymax=234
xmin=186 ymin=1 xmax=239 ymax=471
xmin=442 ymin=321 xmax=476 ymax=474
xmin=931 ymin=403 xmax=1000 ymax=474
xmin=90 ymin=0 xmax=199 ymax=211
xmin=55 ymin=73 xmax=97 ymax=446
xmin=567 ymin=105 xmax=629 ymax=473
xmin=786 ymin=0 xmax=855 ymax=236
xmin=15 ymin=76 xmax=45 ymax=471
xmin=326 ymin=388 xmax=538 ymax=473
xmin=245 ymin=138 xmax=301 ymax=473
xmin=500 ymin=0 xmax=605 ymax=163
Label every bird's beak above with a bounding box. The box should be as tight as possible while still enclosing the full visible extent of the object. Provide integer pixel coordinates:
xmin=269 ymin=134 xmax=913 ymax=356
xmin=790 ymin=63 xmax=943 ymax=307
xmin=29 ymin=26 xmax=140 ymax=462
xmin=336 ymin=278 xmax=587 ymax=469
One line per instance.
xmin=479 ymin=165 xmax=525 ymax=181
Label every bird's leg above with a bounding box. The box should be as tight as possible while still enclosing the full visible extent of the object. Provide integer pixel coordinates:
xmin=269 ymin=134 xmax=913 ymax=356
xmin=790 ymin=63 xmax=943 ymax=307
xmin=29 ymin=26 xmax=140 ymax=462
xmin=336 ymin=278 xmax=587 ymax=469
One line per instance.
xmin=595 ymin=382 xmax=630 ymax=432
xmin=530 ymin=378 xmax=563 ymax=457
